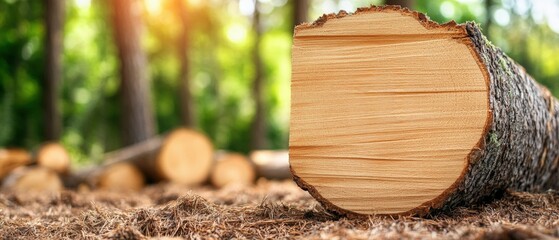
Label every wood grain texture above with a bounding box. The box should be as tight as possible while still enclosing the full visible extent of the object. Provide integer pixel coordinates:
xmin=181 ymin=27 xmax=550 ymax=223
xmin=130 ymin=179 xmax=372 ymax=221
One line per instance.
xmin=291 ymin=6 xmax=489 ymax=215
xmin=290 ymin=6 xmax=559 ymax=216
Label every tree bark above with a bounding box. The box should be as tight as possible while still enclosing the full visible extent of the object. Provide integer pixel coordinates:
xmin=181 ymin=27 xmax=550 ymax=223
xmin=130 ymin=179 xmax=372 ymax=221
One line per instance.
xmin=250 ymin=0 xmax=267 ymax=150
xmin=175 ymin=0 xmax=196 ymax=128
xmin=439 ymin=22 xmax=559 ymax=212
xmin=111 ymin=0 xmax=156 ymax=145
xmin=43 ymin=0 xmax=64 ymax=141
xmin=290 ymin=6 xmax=559 ymax=216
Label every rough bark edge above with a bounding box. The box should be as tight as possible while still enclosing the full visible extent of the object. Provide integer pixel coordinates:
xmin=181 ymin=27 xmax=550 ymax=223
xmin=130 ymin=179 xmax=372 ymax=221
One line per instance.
xmin=439 ymin=23 xmax=559 ymax=212
xmin=294 ymin=5 xmax=465 ymax=35
xmin=290 ymin=5 xmax=493 ymax=217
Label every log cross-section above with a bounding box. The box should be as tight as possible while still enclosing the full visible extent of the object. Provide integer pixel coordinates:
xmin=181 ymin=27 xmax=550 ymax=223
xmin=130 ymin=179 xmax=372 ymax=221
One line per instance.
xmin=289 ymin=6 xmax=559 ymax=216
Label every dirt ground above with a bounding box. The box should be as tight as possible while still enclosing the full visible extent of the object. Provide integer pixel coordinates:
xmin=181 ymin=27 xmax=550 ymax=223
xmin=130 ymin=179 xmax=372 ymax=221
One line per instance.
xmin=0 ymin=180 xmax=558 ymax=239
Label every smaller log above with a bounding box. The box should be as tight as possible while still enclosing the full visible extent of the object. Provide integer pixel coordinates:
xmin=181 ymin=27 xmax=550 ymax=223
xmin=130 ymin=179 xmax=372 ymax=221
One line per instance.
xmin=96 ymin=162 xmax=145 ymax=191
xmin=0 ymin=148 xmax=32 ymax=181
xmin=1 ymin=166 xmax=63 ymax=192
xmin=60 ymin=166 xmax=92 ymax=189
xmin=105 ymin=128 xmax=214 ymax=185
xmin=250 ymin=150 xmax=291 ymax=179
xmin=211 ymin=152 xmax=256 ymax=188
xmin=36 ymin=142 xmax=70 ymax=174
xmin=63 ymin=163 xmax=145 ymax=192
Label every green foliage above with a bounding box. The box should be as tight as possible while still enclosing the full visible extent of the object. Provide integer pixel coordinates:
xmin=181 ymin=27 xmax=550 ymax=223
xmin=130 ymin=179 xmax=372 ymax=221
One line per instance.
xmin=0 ymin=0 xmax=44 ymax=147
xmin=416 ymin=0 xmax=486 ymax=24
xmin=1 ymin=0 xmax=558 ymax=164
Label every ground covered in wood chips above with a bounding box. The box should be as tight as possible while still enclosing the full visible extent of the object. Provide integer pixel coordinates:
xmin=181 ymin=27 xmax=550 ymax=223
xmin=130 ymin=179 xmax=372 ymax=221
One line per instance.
xmin=0 ymin=180 xmax=558 ymax=239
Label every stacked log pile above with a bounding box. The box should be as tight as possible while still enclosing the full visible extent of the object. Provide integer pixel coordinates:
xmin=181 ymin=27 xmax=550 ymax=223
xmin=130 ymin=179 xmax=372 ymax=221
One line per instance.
xmin=0 ymin=128 xmax=290 ymax=192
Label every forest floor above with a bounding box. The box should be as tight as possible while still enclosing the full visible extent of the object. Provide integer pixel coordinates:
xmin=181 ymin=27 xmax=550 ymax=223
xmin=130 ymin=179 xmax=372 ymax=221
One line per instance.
xmin=0 ymin=180 xmax=558 ymax=239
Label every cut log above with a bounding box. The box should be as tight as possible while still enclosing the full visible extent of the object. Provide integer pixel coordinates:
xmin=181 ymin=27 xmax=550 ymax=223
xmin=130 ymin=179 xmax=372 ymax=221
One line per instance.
xmin=2 ymin=166 xmax=63 ymax=192
xmin=62 ymin=163 xmax=145 ymax=192
xmin=96 ymin=162 xmax=145 ymax=191
xmin=290 ymin=6 xmax=559 ymax=216
xmin=105 ymin=128 xmax=214 ymax=185
xmin=210 ymin=152 xmax=255 ymax=188
xmin=0 ymin=148 xmax=32 ymax=181
xmin=250 ymin=150 xmax=291 ymax=179
xmin=60 ymin=166 xmax=92 ymax=189
xmin=36 ymin=142 xmax=70 ymax=174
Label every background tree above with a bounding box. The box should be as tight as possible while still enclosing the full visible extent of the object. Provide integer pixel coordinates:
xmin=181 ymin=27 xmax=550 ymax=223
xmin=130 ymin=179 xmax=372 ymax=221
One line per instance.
xmin=43 ymin=0 xmax=65 ymax=141
xmin=110 ymin=0 xmax=156 ymax=145
xmin=293 ymin=0 xmax=308 ymax=31
xmin=1 ymin=0 xmax=559 ymax=163
xmin=250 ymin=0 xmax=267 ymax=150
xmin=174 ymin=0 xmax=196 ymax=128
xmin=485 ymin=0 xmax=493 ymax=39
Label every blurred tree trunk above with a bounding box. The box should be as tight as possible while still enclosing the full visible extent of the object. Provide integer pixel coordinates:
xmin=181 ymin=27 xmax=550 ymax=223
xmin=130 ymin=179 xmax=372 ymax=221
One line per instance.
xmin=485 ymin=0 xmax=492 ymax=39
xmin=175 ymin=0 xmax=196 ymax=128
xmin=43 ymin=0 xmax=65 ymax=141
xmin=292 ymin=0 xmax=308 ymax=31
xmin=110 ymin=0 xmax=156 ymax=145
xmin=384 ymin=0 xmax=415 ymax=8
xmin=250 ymin=0 xmax=267 ymax=150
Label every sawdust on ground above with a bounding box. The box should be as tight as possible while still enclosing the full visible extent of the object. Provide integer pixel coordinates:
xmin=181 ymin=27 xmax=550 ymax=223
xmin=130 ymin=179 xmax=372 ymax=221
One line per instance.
xmin=0 ymin=180 xmax=558 ymax=239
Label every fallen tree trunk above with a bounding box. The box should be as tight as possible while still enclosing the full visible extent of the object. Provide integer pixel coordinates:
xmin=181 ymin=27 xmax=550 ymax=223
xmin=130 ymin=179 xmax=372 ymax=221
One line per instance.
xmin=290 ymin=6 xmax=559 ymax=216
xmin=64 ymin=162 xmax=145 ymax=192
xmin=104 ymin=128 xmax=214 ymax=185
